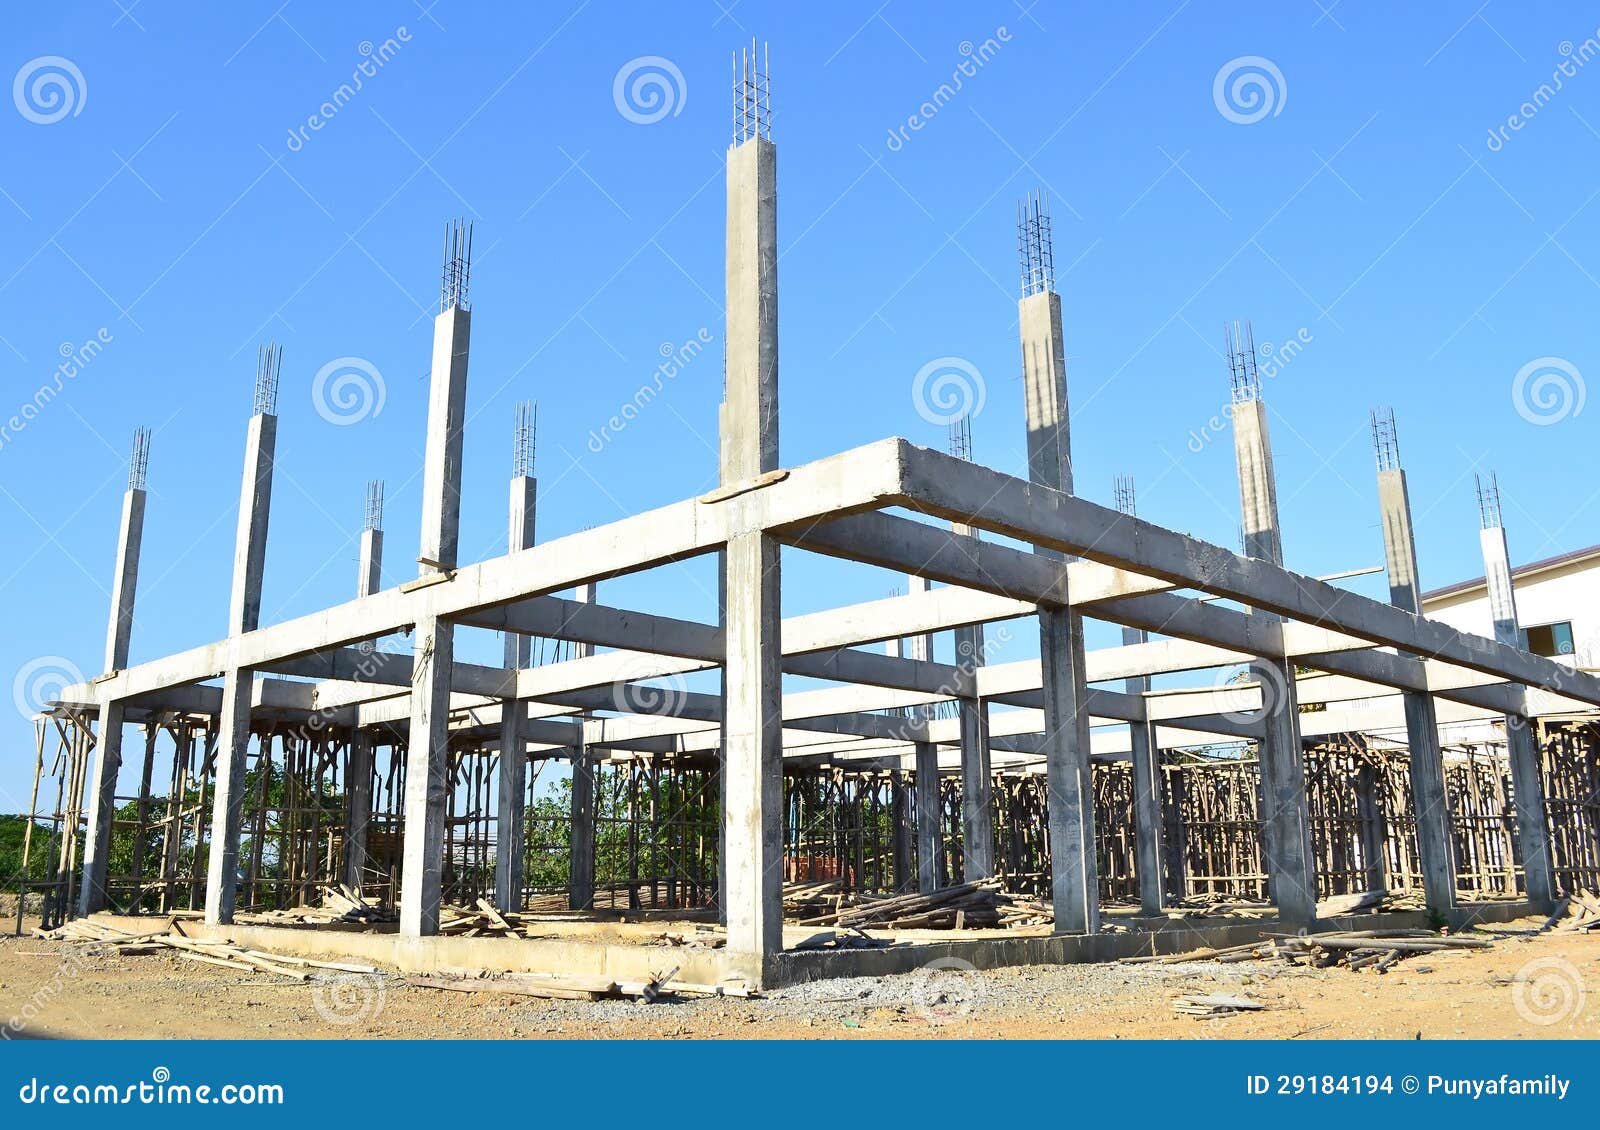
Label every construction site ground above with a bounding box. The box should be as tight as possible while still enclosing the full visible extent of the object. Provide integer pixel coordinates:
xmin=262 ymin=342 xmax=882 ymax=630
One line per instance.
xmin=2 ymin=909 xmax=1595 ymax=1040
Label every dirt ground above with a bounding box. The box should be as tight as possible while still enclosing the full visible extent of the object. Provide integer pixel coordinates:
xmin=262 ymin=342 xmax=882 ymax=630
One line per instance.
xmin=1 ymin=913 xmax=1595 ymax=1040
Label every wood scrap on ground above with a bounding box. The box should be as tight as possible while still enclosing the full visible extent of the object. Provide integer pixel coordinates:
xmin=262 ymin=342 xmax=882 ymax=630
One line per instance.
xmin=794 ymin=879 xmax=1054 ymax=930
xmin=406 ymin=965 xmax=756 ymax=1002
xmin=1171 ymin=992 xmax=1265 ymax=1018
xmin=32 ymin=917 xmax=382 ymax=980
xmin=1124 ymin=927 xmax=1491 ymax=973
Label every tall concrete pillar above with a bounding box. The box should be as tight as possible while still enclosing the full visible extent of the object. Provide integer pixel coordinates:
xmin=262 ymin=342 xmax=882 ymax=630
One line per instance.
xmin=954 ymin=621 xmax=993 ymax=880
xmin=495 ymin=421 xmax=537 ymax=911
xmin=80 ymin=431 xmax=150 ymax=916
xmin=205 ymin=349 xmax=281 ymax=924
xmin=1373 ymin=416 xmax=1455 ymax=914
xmin=568 ymin=732 xmax=596 ymax=910
xmin=719 ymin=66 xmax=784 ymax=977
xmin=344 ymin=480 xmax=383 ymax=894
xmin=1227 ymin=325 xmax=1316 ymax=923
xmin=1113 ymin=479 xmax=1166 ymax=915
xmin=1017 ymin=197 xmax=1098 ymax=933
xmin=1477 ymin=475 xmax=1555 ymax=906
xmin=901 ymin=576 xmax=944 ymax=893
xmin=400 ymin=229 xmax=472 ymax=938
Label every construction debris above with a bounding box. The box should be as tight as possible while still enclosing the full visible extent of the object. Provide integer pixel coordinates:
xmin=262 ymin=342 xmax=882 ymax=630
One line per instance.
xmin=405 ymin=965 xmax=755 ymax=1003
xmin=1125 ymin=927 xmax=1492 ymax=973
xmin=1171 ymin=992 xmax=1265 ymax=1018
xmin=795 ymin=880 xmax=1054 ymax=930
xmin=1552 ymin=890 xmax=1600 ymax=932
xmin=33 ymin=917 xmax=382 ymax=979
xmin=243 ymin=885 xmax=396 ymax=926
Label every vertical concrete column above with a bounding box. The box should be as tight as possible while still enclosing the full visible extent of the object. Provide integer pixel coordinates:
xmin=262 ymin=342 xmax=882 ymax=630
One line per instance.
xmin=719 ymin=128 xmax=783 ymax=976
xmin=1376 ymin=463 xmax=1456 ymax=914
xmin=1231 ymin=396 xmax=1317 ymax=922
xmin=1355 ymin=763 xmax=1388 ymax=891
xmin=343 ymin=729 xmax=374 ymax=892
xmin=1019 ymin=286 xmax=1099 ymax=933
xmin=953 ymin=621 xmax=993 ymax=879
xmin=400 ymin=296 xmax=471 ymax=938
xmin=902 ymin=576 xmax=944 ymax=892
xmin=1123 ymin=627 xmax=1166 ymax=916
xmin=80 ymin=465 xmax=149 ymax=916
xmin=344 ymin=492 xmax=384 ymax=894
xmin=494 ymin=472 xmax=537 ymax=911
xmin=203 ymin=670 xmax=254 ymax=923
xmin=568 ymin=729 xmax=596 ymax=910
xmin=205 ymin=385 xmax=279 ymax=925
xmin=1480 ymin=520 xmax=1555 ymax=906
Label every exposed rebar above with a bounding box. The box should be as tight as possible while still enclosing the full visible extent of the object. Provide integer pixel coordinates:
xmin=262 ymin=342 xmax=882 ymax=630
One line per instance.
xmin=1371 ymin=407 xmax=1400 ymax=472
xmin=365 ymin=479 xmax=384 ymax=533
xmin=253 ymin=343 xmax=282 ymax=416
xmin=1113 ymin=474 xmax=1136 ymax=518
xmin=1224 ymin=320 xmax=1260 ymax=403
xmin=732 ymin=39 xmax=772 ymax=145
xmin=513 ymin=400 xmax=536 ymax=479
xmin=441 ymin=219 xmax=474 ymax=313
xmin=1476 ymin=471 xmax=1503 ymax=531
xmin=1018 ymin=190 xmax=1055 ymax=298
xmin=128 ymin=427 xmax=151 ymax=491
xmin=947 ymin=413 xmax=973 ymax=462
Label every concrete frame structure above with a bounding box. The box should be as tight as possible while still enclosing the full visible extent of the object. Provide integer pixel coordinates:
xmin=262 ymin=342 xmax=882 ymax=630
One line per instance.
xmin=60 ymin=51 xmax=1597 ymax=987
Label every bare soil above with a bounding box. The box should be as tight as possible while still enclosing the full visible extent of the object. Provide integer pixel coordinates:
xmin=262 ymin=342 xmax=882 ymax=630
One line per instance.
xmin=1 ymin=914 xmax=1595 ymax=1040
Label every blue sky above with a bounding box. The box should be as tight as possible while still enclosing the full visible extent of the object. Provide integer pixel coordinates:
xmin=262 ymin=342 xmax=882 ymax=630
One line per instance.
xmin=2 ymin=2 xmax=1599 ymax=804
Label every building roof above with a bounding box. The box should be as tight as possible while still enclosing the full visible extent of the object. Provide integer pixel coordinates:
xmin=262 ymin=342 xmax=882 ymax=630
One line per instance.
xmin=1422 ymin=542 xmax=1600 ymax=605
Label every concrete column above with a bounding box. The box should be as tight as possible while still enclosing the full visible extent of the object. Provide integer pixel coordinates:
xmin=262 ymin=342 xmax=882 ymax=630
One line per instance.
xmin=1124 ymin=621 xmax=1166 ymax=916
xmin=494 ymin=473 xmax=537 ymax=910
xmin=1480 ymin=522 xmax=1555 ymax=906
xmin=1019 ymin=288 xmax=1099 ymax=933
xmin=1376 ymin=465 xmax=1456 ymax=914
xmin=400 ymin=299 xmax=471 ymax=938
xmin=343 ymin=729 xmax=374 ymax=892
xmin=954 ymin=622 xmax=993 ymax=880
xmin=1231 ymin=396 xmax=1317 ymax=922
xmin=203 ymin=398 xmax=279 ymax=923
xmin=80 ymin=478 xmax=148 ymax=915
xmin=569 ymin=734 xmax=596 ymax=910
xmin=1355 ymin=762 xmax=1388 ymax=891
xmin=203 ymin=669 xmax=254 ymax=924
xmin=911 ymin=741 xmax=940 ymax=893
xmin=891 ymin=769 xmax=915 ymax=892
xmin=227 ymin=413 xmax=276 ymax=635
xmin=357 ymin=528 xmax=382 ymax=598
xmin=719 ymin=129 xmax=783 ymax=978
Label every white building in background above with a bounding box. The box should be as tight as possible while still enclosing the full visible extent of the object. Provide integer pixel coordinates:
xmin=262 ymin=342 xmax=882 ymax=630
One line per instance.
xmin=1423 ymin=543 xmax=1600 ymax=674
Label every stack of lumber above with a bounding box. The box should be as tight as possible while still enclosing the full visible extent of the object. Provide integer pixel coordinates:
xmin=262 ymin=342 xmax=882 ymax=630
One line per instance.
xmin=794 ymin=879 xmax=1053 ymax=930
xmin=244 ymin=885 xmax=395 ymax=926
xmin=1164 ymin=894 xmax=1269 ymax=920
xmin=1171 ymin=992 xmax=1265 ymax=1018
xmin=783 ymin=879 xmax=850 ymax=920
xmin=406 ymin=965 xmax=757 ymax=1002
xmin=1125 ymin=927 xmax=1491 ymax=972
xmin=1314 ymin=888 xmax=1425 ymax=917
xmin=438 ymin=899 xmax=527 ymax=938
xmin=1551 ymin=890 xmax=1600 ymax=932
xmin=34 ymin=918 xmax=381 ymax=979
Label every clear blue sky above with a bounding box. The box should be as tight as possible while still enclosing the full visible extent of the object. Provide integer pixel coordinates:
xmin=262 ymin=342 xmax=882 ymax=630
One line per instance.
xmin=3 ymin=2 xmax=1598 ymax=805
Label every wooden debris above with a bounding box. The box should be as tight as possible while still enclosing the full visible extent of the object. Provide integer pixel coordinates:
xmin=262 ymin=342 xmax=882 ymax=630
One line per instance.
xmin=1172 ymin=992 xmax=1264 ymax=1017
